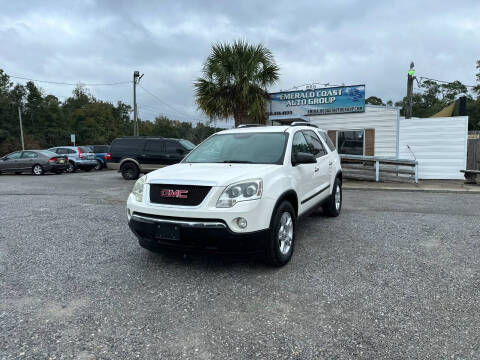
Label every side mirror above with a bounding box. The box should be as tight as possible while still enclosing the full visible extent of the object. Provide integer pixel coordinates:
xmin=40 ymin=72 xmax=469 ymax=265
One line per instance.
xmin=292 ymin=152 xmax=316 ymax=166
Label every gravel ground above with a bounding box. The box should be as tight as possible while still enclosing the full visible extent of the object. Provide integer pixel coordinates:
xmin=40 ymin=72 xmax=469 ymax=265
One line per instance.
xmin=1 ymin=171 xmax=479 ymax=359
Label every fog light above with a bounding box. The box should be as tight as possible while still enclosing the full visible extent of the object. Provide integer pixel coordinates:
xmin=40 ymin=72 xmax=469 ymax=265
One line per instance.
xmin=236 ymin=217 xmax=247 ymax=229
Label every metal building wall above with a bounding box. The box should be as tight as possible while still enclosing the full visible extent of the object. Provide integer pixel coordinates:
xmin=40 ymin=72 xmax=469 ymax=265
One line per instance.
xmin=308 ymin=106 xmax=399 ymax=157
xmin=398 ymin=117 xmax=468 ymax=179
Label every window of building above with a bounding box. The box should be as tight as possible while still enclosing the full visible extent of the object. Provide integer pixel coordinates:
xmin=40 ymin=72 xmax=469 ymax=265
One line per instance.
xmin=337 ymin=130 xmax=364 ymax=155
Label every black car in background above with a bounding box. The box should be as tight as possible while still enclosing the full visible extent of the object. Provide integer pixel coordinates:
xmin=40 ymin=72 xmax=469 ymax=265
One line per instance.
xmin=106 ymin=136 xmax=196 ymax=180
xmin=0 ymin=150 xmax=68 ymax=175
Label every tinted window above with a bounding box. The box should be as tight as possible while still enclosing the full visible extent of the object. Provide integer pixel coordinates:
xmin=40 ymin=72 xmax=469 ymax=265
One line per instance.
xmin=78 ymin=146 xmax=92 ymax=153
xmin=91 ymin=145 xmax=109 ymax=153
xmin=5 ymin=152 xmax=21 ymax=160
xmin=338 ymin=130 xmax=364 ymax=155
xmin=166 ymin=141 xmax=184 ymax=155
xmin=55 ymin=148 xmax=67 ymax=154
xmin=303 ymin=130 xmax=327 ymax=157
xmin=185 ymin=133 xmax=288 ymax=165
xmin=111 ymin=138 xmax=146 ymax=153
xmin=144 ymin=140 xmax=165 ymax=153
xmin=22 ymin=151 xmax=38 ymax=158
xmin=319 ymin=131 xmax=336 ymax=152
xmin=48 ymin=148 xmax=59 ymax=153
xmin=292 ymin=132 xmax=312 ymax=157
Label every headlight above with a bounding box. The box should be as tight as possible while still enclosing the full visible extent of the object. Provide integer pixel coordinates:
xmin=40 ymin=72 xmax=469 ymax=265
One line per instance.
xmin=216 ymin=179 xmax=262 ymax=208
xmin=132 ymin=175 xmax=147 ymax=202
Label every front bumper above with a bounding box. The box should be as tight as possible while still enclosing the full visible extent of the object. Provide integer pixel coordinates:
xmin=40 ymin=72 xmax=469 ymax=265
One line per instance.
xmin=128 ymin=212 xmax=268 ymax=253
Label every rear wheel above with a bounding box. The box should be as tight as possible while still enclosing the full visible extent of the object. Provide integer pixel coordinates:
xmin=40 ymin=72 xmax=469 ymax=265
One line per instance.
xmin=32 ymin=164 xmax=44 ymax=176
xmin=121 ymin=162 xmax=140 ymax=180
xmin=66 ymin=161 xmax=76 ymax=173
xmin=95 ymin=160 xmax=103 ymax=170
xmin=265 ymin=201 xmax=296 ymax=267
xmin=323 ymin=177 xmax=342 ymax=217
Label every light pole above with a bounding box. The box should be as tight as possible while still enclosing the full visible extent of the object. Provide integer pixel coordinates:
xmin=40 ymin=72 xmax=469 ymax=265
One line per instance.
xmin=406 ymin=62 xmax=415 ymax=119
xmin=133 ymin=71 xmax=144 ymax=136
xmin=18 ymin=105 xmax=25 ymax=150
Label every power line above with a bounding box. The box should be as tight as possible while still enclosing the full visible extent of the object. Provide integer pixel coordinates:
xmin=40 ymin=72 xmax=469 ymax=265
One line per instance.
xmin=9 ymin=75 xmax=131 ymax=86
xmin=417 ymin=75 xmax=476 ymax=88
xmin=138 ymin=84 xmax=202 ymax=120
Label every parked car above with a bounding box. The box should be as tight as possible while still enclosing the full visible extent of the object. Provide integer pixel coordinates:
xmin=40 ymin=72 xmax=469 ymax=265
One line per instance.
xmin=0 ymin=150 xmax=68 ymax=175
xmin=48 ymin=146 xmax=97 ymax=173
xmin=106 ymin=136 xmax=196 ymax=180
xmin=126 ymin=123 xmax=342 ymax=266
xmin=86 ymin=145 xmax=110 ymax=170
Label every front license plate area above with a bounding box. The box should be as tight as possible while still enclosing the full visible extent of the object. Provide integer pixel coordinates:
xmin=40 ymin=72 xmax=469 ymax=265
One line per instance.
xmin=155 ymin=223 xmax=180 ymax=241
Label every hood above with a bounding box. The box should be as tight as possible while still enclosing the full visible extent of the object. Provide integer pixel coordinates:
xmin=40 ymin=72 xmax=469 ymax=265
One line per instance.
xmin=146 ymin=163 xmax=279 ymax=186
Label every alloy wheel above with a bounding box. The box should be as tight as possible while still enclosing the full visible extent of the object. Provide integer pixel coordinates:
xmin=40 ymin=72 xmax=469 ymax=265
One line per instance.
xmin=277 ymin=212 xmax=293 ymax=255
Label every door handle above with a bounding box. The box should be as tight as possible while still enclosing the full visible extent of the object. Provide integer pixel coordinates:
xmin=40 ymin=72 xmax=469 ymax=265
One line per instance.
xmin=328 ymin=161 xmax=333 ymax=166
xmin=314 ymin=167 xmax=319 ymax=172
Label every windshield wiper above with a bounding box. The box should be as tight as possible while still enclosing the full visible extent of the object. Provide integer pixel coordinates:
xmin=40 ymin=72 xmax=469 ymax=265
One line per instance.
xmin=222 ymin=160 xmax=254 ymax=164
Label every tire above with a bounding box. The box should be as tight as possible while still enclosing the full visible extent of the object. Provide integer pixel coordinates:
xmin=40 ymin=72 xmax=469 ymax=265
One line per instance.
xmin=66 ymin=161 xmax=76 ymax=173
xmin=94 ymin=160 xmax=103 ymax=170
xmin=265 ymin=201 xmax=296 ymax=267
xmin=323 ymin=177 xmax=342 ymax=217
xmin=121 ymin=162 xmax=140 ymax=180
xmin=32 ymin=164 xmax=44 ymax=176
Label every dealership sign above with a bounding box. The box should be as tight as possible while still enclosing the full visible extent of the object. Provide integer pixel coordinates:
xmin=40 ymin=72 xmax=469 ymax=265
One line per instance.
xmin=268 ymin=85 xmax=365 ymax=117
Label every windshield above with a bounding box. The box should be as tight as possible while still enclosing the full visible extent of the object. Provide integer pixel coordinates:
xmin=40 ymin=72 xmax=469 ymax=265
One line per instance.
xmin=179 ymin=139 xmax=196 ymax=151
xmin=184 ymin=132 xmax=288 ymax=164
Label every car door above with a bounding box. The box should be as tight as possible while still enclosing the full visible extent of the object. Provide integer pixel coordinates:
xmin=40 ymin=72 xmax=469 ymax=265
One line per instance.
xmin=142 ymin=139 xmax=168 ymax=170
xmin=0 ymin=151 xmax=22 ymax=171
xmin=20 ymin=151 xmax=40 ymax=171
xmin=291 ymin=131 xmax=318 ymax=209
xmin=303 ymin=130 xmax=331 ymax=201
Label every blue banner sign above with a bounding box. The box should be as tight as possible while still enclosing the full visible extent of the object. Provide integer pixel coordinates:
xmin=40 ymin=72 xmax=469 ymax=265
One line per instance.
xmin=268 ymin=85 xmax=365 ymax=117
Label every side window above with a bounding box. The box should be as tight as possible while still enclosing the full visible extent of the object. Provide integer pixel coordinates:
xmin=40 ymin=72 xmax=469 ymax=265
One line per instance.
xmin=291 ymin=132 xmax=312 ymax=159
xmin=144 ymin=140 xmax=165 ymax=153
xmin=5 ymin=152 xmax=22 ymax=160
xmin=112 ymin=139 xmax=145 ymax=153
xmin=303 ymin=130 xmax=327 ymax=157
xmin=55 ymin=148 xmax=66 ymax=154
xmin=319 ymin=131 xmax=336 ymax=152
xmin=22 ymin=151 xmax=38 ymax=158
xmin=67 ymin=149 xmax=77 ymax=154
xmin=166 ymin=141 xmax=185 ymax=155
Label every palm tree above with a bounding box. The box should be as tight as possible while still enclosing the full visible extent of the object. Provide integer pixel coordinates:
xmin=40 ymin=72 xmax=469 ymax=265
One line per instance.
xmin=194 ymin=40 xmax=280 ymax=127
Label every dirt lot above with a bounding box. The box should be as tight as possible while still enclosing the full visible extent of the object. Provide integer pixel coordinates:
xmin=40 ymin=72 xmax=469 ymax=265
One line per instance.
xmin=1 ymin=171 xmax=479 ymax=359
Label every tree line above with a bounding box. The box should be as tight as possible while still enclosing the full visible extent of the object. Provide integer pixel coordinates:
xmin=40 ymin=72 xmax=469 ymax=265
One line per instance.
xmin=0 ymin=69 xmax=224 ymax=155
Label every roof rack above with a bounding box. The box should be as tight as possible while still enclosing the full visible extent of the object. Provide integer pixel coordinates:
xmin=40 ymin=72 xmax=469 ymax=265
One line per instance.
xmin=290 ymin=122 xmax=318 ymax=128
xmin=237 ymin=124 xmax=264 ymax=128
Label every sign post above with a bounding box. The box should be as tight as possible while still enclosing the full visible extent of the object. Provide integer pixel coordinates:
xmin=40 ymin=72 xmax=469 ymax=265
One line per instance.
xmin=71 ymin=134 xmax=75 ymax=146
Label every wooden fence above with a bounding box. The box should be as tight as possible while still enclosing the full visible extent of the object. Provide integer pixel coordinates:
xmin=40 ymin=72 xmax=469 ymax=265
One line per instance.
xmin=340 ymin=155 xmax=418 ymax=183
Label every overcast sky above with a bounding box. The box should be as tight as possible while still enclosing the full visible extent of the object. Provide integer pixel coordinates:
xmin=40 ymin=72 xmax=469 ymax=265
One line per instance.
xmin=1 ymin=0 xmax=479 ymax=125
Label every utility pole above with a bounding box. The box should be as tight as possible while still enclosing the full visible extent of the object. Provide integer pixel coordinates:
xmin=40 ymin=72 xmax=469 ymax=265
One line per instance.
xmin=406 ymin=62 xmax=415 ymax=119
xmin=18 ymin=105 xmax=25 ymax=150
xmin=133 ymin=71 xmax=144 ymax=136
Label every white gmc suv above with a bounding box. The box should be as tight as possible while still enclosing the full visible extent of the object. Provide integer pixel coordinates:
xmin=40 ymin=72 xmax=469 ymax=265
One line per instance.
xmin=127 ymin=123 xmax=342 ymax=266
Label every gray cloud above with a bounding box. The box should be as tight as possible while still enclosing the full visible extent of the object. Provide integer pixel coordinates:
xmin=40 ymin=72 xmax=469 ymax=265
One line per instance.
xmin=1 ymin=0 xmax=479 ymax=125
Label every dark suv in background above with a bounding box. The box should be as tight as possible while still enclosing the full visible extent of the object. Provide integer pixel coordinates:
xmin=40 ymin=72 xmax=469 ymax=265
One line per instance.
xmin=106 ymin=136 xmax=195 ymax=180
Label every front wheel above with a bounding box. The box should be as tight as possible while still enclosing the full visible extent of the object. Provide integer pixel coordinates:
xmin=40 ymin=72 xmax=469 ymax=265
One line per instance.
xmin=32 ymin=164 xmax=44 ymax=176
xmin=265 ymin=201 xmax=296 ymax=267
xmin=323 ymin=178 xmax=342 ymax=217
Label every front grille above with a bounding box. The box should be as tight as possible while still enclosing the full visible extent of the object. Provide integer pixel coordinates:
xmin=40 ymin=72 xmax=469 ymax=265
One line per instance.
xmin=149 ymin=184 xmax=212 ymax=206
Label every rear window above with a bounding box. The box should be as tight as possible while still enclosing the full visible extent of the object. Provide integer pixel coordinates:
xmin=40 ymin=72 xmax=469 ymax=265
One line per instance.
xmin=110 ymin=138 xmax=146 ymax=153
xmin=91 ymin=145 xmax=109 ymax=153
xmin=79 ymin=146 xmax=93 ymax=153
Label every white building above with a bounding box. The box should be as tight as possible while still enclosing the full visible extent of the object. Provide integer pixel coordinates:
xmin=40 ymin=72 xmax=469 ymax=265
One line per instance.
xmin=268 ymin=87 xmax=468 ymax=180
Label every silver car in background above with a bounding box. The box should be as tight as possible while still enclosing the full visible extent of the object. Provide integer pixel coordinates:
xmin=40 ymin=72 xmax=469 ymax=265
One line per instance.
xmin=0 ymin=150 xmax=68 ymax=175
xmin=48 ymin=146 xmax=97 ymax=173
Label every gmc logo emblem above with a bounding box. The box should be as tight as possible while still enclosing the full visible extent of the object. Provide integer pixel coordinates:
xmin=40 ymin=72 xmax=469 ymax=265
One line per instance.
xmin=160 ymin=189 xmax=188 ymax=199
